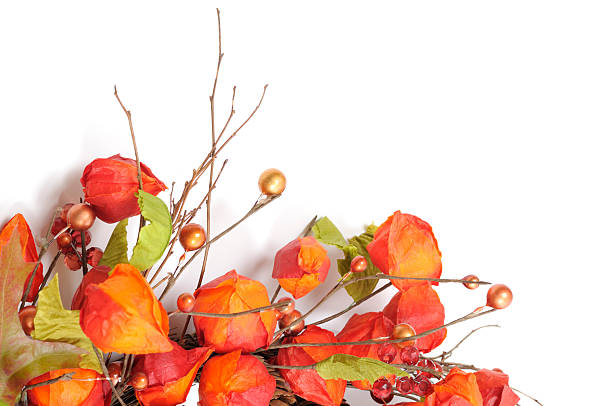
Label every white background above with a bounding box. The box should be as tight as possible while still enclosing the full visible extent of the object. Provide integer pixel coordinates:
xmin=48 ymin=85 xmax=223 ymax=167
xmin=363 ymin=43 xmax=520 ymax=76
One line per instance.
xmin=1 ymin=1 xmax=611 ymax=405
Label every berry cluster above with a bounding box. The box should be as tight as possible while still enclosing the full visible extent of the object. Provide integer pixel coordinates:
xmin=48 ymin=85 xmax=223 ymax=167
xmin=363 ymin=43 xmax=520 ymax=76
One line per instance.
xmin=52 ymin=203 xmax=102 ymax=271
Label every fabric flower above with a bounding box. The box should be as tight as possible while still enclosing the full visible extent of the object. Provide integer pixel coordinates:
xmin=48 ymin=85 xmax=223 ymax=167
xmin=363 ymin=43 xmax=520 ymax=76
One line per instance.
xmin=26 ymin=368 xmax=110 ymax=406
xmin=475 ymin=369 xmax=519 ymax=406
xmin=0 ymin=214 xmax=43 ymax=302
xmin=193 ymin=270 xmax=276 ymax=353
xmin=276 ymin=325 xmax=347 ymax=406
xmin=198 ymin=350 xmax=275 ymax=406
xmin=71 ymin=266 xmax=109 ymax=310
xmin=79 ymin=263 xmax=172 ymax=354
xmin=336 ymin=312 xmax=399 ymax=390
xmin=367 ymin=211 xmax=442 ymax=291
xmin=421 ymin=368 xmax=483 ymax=406
xmin=272 ymin=236 xmax=330 ymax=299
xmin=383 ymin=285 xmax=446 ymax=353
xmin=81 ymin=154 xmax=167 ymax=223
xmin=132 ymin=342 xmax=214 ymax=406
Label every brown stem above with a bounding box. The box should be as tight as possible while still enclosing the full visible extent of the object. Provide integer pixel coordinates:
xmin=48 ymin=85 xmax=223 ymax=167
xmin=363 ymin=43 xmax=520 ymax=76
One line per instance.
xmin=261 ymin=309 xmax=497 ymax=352
xmin=80 ymin=230 xmax=88 ymax=276
xmin=32 ymin=252 xmax=62 ymax=305
xmin=92 ymin=345 xmax=127 ymax=406
xmin=114 ymin=86 xmax=143 ymax=191
xmin=270 ymin=284 xmax=281 ymax=303
xmin=436 ymin=324 xmax=500 ymax=362
xmin=174 ymin=301 xmax=287 ymax=318
xmin=310 ymin=282 xmax=393 ymax=326
xmin=510 ymin=386 xmax=544 ymax=405
xmin=21 ymin=371 xmax=75 ymax=392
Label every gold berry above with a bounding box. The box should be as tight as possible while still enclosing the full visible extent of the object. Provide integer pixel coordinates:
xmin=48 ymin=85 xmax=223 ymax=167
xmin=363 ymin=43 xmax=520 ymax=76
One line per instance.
xmin=462 ymin=274 xmax=480 ymax=290
xmin=18 ymin=305 xmax=37 ymax=336
xmin=107 ymin=362 xmax=122 ymax=386
xmin=67 ymin=203 xmax=96 ymax=231
xmin=486 ymin=284 xmax=513 ymax=309
xmin=179 ymin=223 xmax=207 ymax=252
xmin=276 ymin=297 xmax=295 ymax=315
xmin=350 ymin=256 xmax=368 ymax=273
xmin=258 ymin=168 xmax=286 ymax=196
xmin=391 ymin=323 xmax=417 ymax=348
xmin=279 ymin=309 xmax=304 ymax=335
xmin=177 ymin=293 xmax=196 ymax=313
xmin=130 ymin=372 xmax=148 ymax=390
xmin=56 ymin=232 xmax=73 ymax=249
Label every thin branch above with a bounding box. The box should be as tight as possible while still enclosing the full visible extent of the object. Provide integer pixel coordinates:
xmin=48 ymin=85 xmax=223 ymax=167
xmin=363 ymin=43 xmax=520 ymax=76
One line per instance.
xmin=310 ymin=282 xmax=393 ymax=326
xmin=270 ymin=284 xmax=281 ymax=303
xmin=92 ymin=345 xmax=127 ymax=406
xmin=436 ymin=324 xmax=500 ymax=361
xmin=114 ymin=86 xmax=143 ymax=191
xmin=174 ymin=301 xmax=288 ymax=318
xmin=21 ymin=371 xmax=75 ymax=392
xmin=32 ymin=252 xmax=62 ymax=305
xmin=261 ymin=309 xmax=497 ymax=352
xmin=511 ymin=386 xmax=544 ymax=405
xmin=80 ymin=230 xmax=88 ymax=276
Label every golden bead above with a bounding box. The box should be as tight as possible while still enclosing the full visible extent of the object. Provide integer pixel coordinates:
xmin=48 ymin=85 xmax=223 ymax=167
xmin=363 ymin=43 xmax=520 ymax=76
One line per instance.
xmin=486 ymin=284 xmax=513 ymax=309
xmin=276 ymin=297 xmax=295 ymax=316
xmin=179 ymin=223 xmax=206 ymax=252
xmin=107 ymin=362 xmax=122 ymax=386
xmin=462 ymin=274 xmax=480 ymax=290
xmin=18 ymin=305 xmax=37 ymax=336
xmin=56 ymin=232 xmax=73 ymax=249
xmin=391 ymin=323 xmax=417 ymax=348
xmin=279 ymin=309 xmax=305 ymax=336
xmin=130 ymin=372 xmax=148 ymax=391
xmin=67 ymin=203 xmax=96 ymax=231
xmin=177 ymin=293 xmax=196 ymax=313
xmin=350 ymin=256 xmax=368 ymax=273
xmin=258 ymin=168 xmax=286 ymax=196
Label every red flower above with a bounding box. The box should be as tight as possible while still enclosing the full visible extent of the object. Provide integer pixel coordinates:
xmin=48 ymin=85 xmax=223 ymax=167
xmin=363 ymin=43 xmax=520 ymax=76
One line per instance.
xmin=336 ymin=312 xmax=399 ymax=390
xmin=79 ymin=263 xmax=173 ymax=354
xmin=71 ymin=266 xmax=109 ymax=310
xmin=198 ymin=350 xmax=275 ymax=406
xmin=276 ymin=325 xmax=347 ymax=406
xmin=132 ymin=342 xmax=214 ymax=406
xmin=0 ymin=214 xmax=43 ymax=302
xmin=26 ymin=368 xmax=110 ymax=406
xmin=475 ymin=369 xmax=519 ymax=406
xmin=81 ymin=154 xmax=167 ymax=223
xmin=383 ymin=285 xmax=446 ymax=353
xmin=193 ymin=270 xmax=276 ymax=353
xmin=421 ymin=368 xmax=483 ymax=406
xmin=367 ymin=211 xmax=442 ymax=291
xmin=272 ymin=236 xmax=330 ymax=299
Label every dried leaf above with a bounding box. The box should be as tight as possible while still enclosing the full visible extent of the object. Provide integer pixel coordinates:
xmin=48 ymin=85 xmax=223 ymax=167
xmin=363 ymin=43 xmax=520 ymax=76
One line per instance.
xmin=99 ymin=219 xmax=129 ymax=269
xmin=130 ymin=190 xmax=172 ymax=271
xmin=0 ymin=230 xmax=85 ymax=405
xmin=315 ymin=354 xmax=408 ymax=383
xmin=32 ymin=274 xmax=101 ymax=372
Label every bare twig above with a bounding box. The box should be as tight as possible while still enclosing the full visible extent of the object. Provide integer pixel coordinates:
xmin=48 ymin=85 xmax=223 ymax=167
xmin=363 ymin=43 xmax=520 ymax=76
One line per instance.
xmin=174 ymin=301 xmax=288 ymax=318
xmin=92 ymin=345 xmax=127 ymax=406
xmin=436 ymin=324 xmax=500 ymax=361
xmin=32 ymin=252 xmax=62 ymax=305
xmin=21 ymin=371 xmax=75 ymax=392
xmin=80 ymin=230 xmax=88 ymax=276
xmin=511 ymin=386 xmax=544 ymax=405
xmin=114 ymin=86 xmax=143 ymax=191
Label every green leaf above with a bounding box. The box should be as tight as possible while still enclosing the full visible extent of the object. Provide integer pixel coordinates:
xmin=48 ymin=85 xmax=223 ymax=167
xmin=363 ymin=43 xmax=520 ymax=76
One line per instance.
xmin=99 ymin=218 xmax=129 ymax=269
xmin=315 ymin=354 xmax=409 ymax=382
xmin=337 ymin=224 xmax=380 ymax=302
xmin=0 ymin=230 xmax=85 ymax=405
xmin=313 ymin=217 xmax=347 ymax=248
xmin=32 ymin=275 xmax=101 ymax=373
xmin=130 ymin=190 xmax=172 ymax=271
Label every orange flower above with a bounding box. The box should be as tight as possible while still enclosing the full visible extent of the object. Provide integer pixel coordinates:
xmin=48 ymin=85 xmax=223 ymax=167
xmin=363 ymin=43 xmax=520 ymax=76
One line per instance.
xmin=198 ymin=350 xmax=275 ymax=406
xmin=132 ymin=342 xmax=214 ymax=406
xmin=421 ymin=368 xmax=483 ymax=406
xmin=336 ymin=312 xmax=399 ymax=390
xmin=367 ymin=211 xmax=442 ymax=291
xmin=81 ymin=154 xmax=167 ymax=223
xmin=26 ymin=368 xmax=110 ymax=406
xmin=475 ymin=369 xmax=520 ymax=406
xmin=276 ymin=326 xmax=347 ymax=406
xmin=71 ymin=266 xmax=109 ymax=310
xmin=272 ymin=236 xmax=330 ymax=299
xmin=383 ymin=285 xmax=446 ymax=353
xmin=0 ymin=214 xmax=43 ymax=302
xmin=79 ymin=263 xmax=172 ymax=354
xmin=193 ymin=270 xmax=276 ymax=353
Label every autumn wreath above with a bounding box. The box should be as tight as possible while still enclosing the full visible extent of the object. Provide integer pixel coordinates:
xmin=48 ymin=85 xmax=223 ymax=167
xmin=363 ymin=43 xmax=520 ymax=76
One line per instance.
xmin=0 ymin=9 xmax=533 ymax=406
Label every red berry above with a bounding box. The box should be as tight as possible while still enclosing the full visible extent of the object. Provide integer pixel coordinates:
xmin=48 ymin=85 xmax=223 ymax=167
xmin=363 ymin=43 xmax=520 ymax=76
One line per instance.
xmin=72 ymin=230 xmax=91 ymax=248
xmin=130 ymin=372 xmax=148 ymax=390
xmin=400 ymin=346 xmax=420 ymax=365
xmin=87 ymin=247 xmax=103 ymax=267
xmin=396 ymin=376 xmax=414 ymax=394
xmin=56 ymin=232 xmax=72 ymax=249
xmin=350 ymin=255 xmax=368 ymax=273
xmin=276 ymin=297 xmax=295 ymax=315
xmin=370 ymin=390 xmax=394 ymax=404
xmin=377 ymin=343 xmax=397 ymax=364
xmin=177 ymin=293 xmax=196 ymax=313
xmin=372 ymin=378 xmax=393 ymax=400
xmin=107 ymin=362 xmax=122 ymax=386
xmin=64 ymin=252 xmax=82 ymax=271
xmin=51 ymin=217 xmax=68 ymax=236
xmin=60 ymin=203 xmax=75 ymax=223
xmin=417 ymin=359 xmax=441 ymax=379
xmin=413 ymin=375 xmax=433 ymax=396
